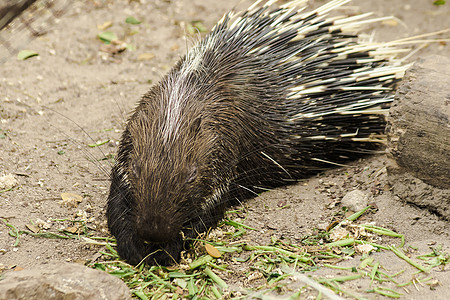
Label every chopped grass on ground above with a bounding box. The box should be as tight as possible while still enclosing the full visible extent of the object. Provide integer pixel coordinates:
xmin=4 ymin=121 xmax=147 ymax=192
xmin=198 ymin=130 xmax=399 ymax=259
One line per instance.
xmin=2 ymin=205 xmax=448 ymax=299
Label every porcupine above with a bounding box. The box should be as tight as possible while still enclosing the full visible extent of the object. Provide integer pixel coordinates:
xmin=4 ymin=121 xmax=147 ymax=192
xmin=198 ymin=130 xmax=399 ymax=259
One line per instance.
xmin=107 ymin=0 xmax=411 ymax=265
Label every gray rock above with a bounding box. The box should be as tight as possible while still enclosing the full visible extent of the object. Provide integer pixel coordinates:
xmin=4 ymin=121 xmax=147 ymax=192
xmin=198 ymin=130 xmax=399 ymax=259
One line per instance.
xmin=0 ymin=262 xmax=131 ymax=300
xmin=341 ymin=190 xmax=369 ymax=212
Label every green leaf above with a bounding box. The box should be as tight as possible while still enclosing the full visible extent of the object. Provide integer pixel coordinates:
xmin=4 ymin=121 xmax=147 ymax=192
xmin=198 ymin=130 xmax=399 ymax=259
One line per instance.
xmin=98 ymin=31 xmax=118 ymax=44
xmin=186 ymin=21 xmax=207 ymax=35
xmin=204 ymin=266 xmax=228 ymax=289
xmin=17 ymin=50 xmax=39 ymax=60
xmin=173 ymin=278 xmax=188 ymax=289
xmin=433 ymin=0 xmax=445 ymax=5
xmin=126 ymin=44 xmax=136 ymax=51
xmin=125 ymin=16 xmax=141 ymax=24
xmin=189 ymin=254 xmax=213 ymax=269
xmin=88 ymin=139 xmax=109 ymax=147
xmin=133 ymin=291 xmax=148 ymax=300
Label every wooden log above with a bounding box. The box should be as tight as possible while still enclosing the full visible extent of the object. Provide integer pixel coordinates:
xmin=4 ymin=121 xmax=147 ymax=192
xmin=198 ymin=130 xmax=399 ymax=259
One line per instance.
xmin=386 ymin=55 xmax=450 ymax=220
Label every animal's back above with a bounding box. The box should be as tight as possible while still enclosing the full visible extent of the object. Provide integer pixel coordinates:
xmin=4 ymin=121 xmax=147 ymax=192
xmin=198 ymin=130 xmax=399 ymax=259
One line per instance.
xmin=179 ymin=0 xmax=402 ymax=185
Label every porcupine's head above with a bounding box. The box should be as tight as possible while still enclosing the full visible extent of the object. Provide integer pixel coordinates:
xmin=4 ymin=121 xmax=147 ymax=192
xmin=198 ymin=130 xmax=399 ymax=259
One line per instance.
xmin=106 ymin=61 xmax=239 ymax=265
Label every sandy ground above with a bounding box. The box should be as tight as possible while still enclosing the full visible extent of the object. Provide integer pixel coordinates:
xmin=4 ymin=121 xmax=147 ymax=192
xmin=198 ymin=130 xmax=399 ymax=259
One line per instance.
xmin=0 ymin=0 xmax=449 ymax=299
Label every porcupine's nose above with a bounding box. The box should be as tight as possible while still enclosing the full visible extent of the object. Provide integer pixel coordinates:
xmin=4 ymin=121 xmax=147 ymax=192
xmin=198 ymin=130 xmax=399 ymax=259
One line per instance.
xmin=136 ymin=216 xmax=179 ymax=243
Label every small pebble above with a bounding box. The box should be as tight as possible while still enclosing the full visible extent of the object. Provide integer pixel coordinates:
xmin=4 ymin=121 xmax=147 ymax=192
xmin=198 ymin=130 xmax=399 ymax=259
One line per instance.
xmin=341 ymin=189 xmax=370 ymax=212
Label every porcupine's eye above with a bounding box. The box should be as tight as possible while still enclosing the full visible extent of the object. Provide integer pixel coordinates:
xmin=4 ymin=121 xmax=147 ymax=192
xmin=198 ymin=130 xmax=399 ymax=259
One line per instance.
xmin=190 ymin=117 xmax=202 ymax=137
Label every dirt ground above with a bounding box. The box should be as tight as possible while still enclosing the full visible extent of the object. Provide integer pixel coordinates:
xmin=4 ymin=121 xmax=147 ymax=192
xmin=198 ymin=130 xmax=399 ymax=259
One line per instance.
xmin=0 ymin=0 xmax=449 ymax=299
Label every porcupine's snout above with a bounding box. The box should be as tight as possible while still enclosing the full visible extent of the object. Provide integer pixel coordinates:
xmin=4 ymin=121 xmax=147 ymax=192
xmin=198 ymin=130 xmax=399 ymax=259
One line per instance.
xmin=136 ymin=212 xmax=180 ymax=243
